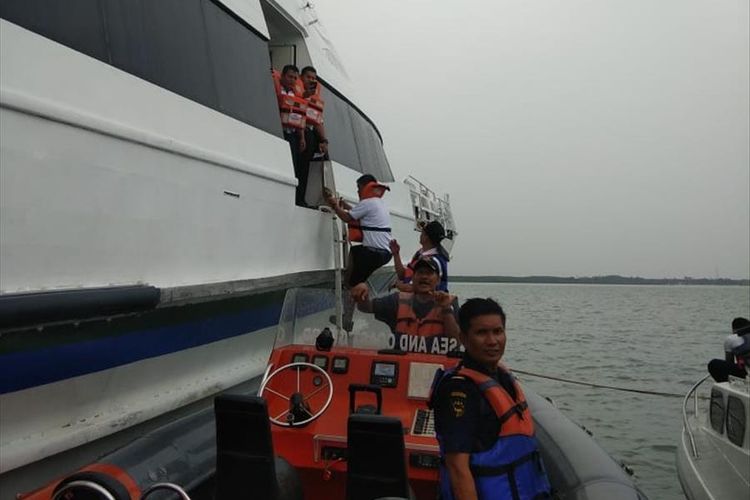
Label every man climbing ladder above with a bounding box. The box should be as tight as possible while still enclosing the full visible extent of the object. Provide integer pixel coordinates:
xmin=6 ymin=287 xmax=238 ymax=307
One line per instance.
xmin=324 ymin=174 xmax=393 ymax=330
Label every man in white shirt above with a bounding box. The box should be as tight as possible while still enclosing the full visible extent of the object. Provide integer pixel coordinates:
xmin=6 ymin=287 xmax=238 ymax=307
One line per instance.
xmin=325 ymin=175 xmax=392 ymax=330
xmin=325 ymin=174 xmax=393 ymax=285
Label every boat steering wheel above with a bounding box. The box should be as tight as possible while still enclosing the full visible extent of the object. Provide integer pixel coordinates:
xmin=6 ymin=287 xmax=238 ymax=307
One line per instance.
xmin=259 ymin=362 xmax=334 ymax=427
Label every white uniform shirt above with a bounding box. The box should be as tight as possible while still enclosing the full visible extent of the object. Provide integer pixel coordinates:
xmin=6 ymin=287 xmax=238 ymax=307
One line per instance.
xmin=349 ymin=197 xmax=391 ymax=251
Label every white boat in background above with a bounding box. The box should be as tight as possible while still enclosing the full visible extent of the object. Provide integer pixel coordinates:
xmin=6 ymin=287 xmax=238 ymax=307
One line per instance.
xmin=677 ymin=374 xmax=750 ymax=499
xmin=0 ymin=0 xmax=456 ymax=491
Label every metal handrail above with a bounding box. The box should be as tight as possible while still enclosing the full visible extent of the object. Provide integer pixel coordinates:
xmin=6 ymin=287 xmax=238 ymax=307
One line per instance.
xmin=140 ymin=482 xmax=191 ymax=500
xmin=404 ymin=176 xmax=456 ymax=235
xmin=682 ymin=374 xmax=710 ymax=458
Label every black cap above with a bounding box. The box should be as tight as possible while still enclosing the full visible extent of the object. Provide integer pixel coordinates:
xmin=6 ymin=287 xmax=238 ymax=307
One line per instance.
xmin=413 ymin=257 xmax=439 ymax=274
xmin=356 ymin=174 xmax=377 ymax=187
xmin=423 ymin=221 xmax=446 ymax=245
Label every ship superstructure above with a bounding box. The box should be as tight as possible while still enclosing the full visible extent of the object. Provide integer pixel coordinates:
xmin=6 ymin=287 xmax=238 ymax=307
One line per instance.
xmin=0 ymin=0 xmax=456 ymax=488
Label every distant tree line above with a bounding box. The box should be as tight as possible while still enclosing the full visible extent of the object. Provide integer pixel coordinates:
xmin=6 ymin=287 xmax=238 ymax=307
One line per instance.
xmin=452 ymin=275 xmax=750 ymax=286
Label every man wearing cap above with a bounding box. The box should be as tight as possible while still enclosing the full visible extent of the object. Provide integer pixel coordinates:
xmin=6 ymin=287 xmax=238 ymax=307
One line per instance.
xmin=391 ymin=220 xmax=450 ymax=292
xmin=351 ymin=257 xmax=460 ymax=354
xmin=325 ymin=174 xmax=393 ymax=286
xmin=325 ymin=174 xmax=393 ymax=330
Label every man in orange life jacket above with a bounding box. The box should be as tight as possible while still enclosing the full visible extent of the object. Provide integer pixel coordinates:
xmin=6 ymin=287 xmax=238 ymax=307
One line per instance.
xmin=325 ymin=174 xmax=393 ymax=330
xmin=297 ymin=66 xmax=329 ymax=207
xmin=300 ymin=66 xmax=328 ymax=157
xmin=430 ymin=298 xmax=551 ymax=500
xmin=351 ymin=257 xmax=460 ymax=354
xmin=278 ymin=65 xmax=306 ymax=201
xmin=325 ymin=174 xmax=393 ymax=286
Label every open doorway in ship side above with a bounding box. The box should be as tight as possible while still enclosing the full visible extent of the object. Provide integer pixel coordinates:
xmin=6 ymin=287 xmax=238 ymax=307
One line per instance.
xmin=261 ymin=1 xmax=313 ymax=71
xmin=261 ymin=0 xmax=329 ymax=210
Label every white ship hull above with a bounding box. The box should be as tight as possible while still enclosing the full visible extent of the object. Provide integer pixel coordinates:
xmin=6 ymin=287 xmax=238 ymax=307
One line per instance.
xmin=0 ymin=0 xmax=455 ymax=483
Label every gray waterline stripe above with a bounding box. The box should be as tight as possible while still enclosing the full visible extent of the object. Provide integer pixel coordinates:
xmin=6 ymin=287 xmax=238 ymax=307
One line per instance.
xmin=512 ymin=368 xmax=695 ymax=398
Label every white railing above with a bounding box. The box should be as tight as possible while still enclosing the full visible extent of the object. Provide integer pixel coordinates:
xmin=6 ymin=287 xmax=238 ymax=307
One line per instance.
xmin=682 ymin=374 xmax=710 ymax=458
xmin=404 ymin=176 xmax=457 ymax=240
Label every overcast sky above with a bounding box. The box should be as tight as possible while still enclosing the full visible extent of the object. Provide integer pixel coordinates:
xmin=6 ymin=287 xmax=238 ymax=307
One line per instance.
xmin=314 ymin=0 xmax=749 ymax=279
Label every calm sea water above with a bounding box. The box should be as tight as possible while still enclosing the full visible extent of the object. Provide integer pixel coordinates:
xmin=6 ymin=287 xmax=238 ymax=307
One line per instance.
xmin=450 ymin=282 xmax=750 ymax=500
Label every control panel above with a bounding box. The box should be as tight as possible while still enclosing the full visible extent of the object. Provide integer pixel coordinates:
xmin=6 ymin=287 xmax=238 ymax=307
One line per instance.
xmin=292 ymin=353 xmax=309 ymax=370
xmin=370 ymin=361 xmax=399 ymax=388
xmin=331 ymin=356 xmax=349 ymax=374
xmin=312 ymin=355 xmax=328 ymax=371
xmin=411 ymin=408 xmax=435 ymax=437
xmin=409 ymin=452 xmax=440 ymax=469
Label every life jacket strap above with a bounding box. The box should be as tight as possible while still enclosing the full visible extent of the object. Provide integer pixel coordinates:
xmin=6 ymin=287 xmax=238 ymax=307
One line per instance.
xmin=396 ymin=317 xmax=444 ymax=325
xmin=357 ymin=225 xmax=392 ymax=232
xmin=497 ymin=401 xmax=529 ymax=425
xmin=476 ymin=378 xmax=501 ymax=392
xmin=469 ymin=450 xmax=540 ymax=477
xmin=419 ymin=319 xmax=444 ymax=326
xmin=396 ymin=317 xmax=416 ymax=323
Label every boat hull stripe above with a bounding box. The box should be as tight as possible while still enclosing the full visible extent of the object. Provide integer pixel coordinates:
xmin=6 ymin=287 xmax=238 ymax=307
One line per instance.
xmin=0 ymin=301 xmax=282 ymax=394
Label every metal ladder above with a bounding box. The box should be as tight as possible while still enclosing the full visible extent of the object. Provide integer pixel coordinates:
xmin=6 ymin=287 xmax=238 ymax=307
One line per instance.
xmin=318 ymin=203 xmax=349 ymax=344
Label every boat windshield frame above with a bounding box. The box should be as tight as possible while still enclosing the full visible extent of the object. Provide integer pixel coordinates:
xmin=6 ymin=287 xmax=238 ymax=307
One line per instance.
xmin=273 ymin=288 xmax=397 ymax=351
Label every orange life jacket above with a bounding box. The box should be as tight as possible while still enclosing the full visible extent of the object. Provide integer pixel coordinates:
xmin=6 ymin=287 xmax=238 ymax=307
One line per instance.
xmin=272 ymin=69 xmax=307 ymax=130
xmin=454 ymin=366 xmax=534 ymax=436
xmin=347 ymin=181 xmax=390 ymax=242
xmin=304 ymin=84 xmax=325 ymax=127
xmin=288 ymin=73 xmax=326 ymax=126
xmin=271 ymin=69 xmax=281 ymax=94
xmin=395 ymin=292 xmax=445 ymax=337
xmin=293 ymin=78 xmax=305 ymax=96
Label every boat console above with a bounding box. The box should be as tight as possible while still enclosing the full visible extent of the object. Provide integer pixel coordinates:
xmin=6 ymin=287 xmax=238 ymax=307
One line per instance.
xmin=257 ymin=288 xmax=460 ymax=499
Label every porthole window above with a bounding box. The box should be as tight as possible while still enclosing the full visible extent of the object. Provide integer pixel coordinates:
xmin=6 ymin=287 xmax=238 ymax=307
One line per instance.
xmin=709 ymin=389 xmax=725 ymax=434
xmin=726 ymin=396 xmax=746 ymax=447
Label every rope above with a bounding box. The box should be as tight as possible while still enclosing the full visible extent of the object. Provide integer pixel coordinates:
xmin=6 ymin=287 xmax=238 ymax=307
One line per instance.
xmin=511 ymin=368 xmax=687 ymax=398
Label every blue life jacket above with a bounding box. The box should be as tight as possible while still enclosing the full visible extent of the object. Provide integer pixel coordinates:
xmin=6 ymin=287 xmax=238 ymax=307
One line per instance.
xmin=430 ymin=366 xmax=552 ymax=500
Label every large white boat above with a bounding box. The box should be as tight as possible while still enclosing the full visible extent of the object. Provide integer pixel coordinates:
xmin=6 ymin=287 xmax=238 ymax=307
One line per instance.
xmin=0 ymin=0 xmax=456 ymax=491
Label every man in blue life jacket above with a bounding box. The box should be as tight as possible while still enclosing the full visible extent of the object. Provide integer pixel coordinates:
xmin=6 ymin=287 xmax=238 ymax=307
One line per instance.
xmin=390 ymin=220 xmax=450 ymax=292
xmin=430 ymin=298 xmax=551 ymax=500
